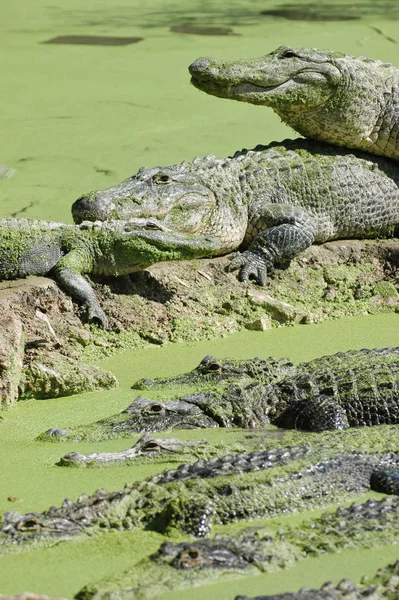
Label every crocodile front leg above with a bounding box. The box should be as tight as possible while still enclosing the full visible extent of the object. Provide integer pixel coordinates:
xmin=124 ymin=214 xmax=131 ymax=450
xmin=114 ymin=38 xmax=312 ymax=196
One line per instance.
xmin=275 ymin=394 xmax=350 ymax=431
xmin=228 ymin=205 xmax=317 ymax=285
xmin=53 ymin=250 xmax=108 ymax=328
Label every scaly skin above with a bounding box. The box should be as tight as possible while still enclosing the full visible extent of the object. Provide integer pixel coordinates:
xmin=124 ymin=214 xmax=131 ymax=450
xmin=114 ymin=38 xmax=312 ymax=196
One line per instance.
xmin=76 ymin=497 xmax=399 ymax=599
xmin=132 ymin=354 xmax=295 ymax=390
xmin=189 ymin=46 xmax=399 ymax=161
xmin=72 ymin=139 xmax=399 ymax=284
xmin=57 ymin=433 xmax=209 ymax=467
xmin=236 ymin=560 xmax=399 ymax=599
xmin=4 ymin=445 xmax=398 ymax=549
xmin=0 ymin=218 xmax=220 ymax=327
xmin=41 ymin=347 xmax=399 ymax=440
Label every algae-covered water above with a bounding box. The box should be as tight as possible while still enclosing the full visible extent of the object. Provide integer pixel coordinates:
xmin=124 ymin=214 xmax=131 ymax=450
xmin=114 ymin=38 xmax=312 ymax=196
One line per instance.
xmin=1 ymin=314 xmax=399 ymax=598
xmin=2 ymin=0 xmax=399 ymax=598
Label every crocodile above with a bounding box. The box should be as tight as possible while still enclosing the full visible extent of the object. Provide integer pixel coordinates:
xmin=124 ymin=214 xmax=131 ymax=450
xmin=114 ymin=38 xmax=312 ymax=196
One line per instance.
xmin=75 ymin=497 xmax=399 ymax=599
xmin=3 ymin=445 xmax=398 ymax=549
xmin=132 ymin=354 xmax=295 ymax=390
xmin=0 ymin=218 xmax=220 ymax=328
xmin=189 ymin=46 xmax=399 ymax=161
xmin=41 ymin=347 xmax=399 ymax=440
xmin=57 ymin=433 xmax=209 ymax=467
xmin=236 ymin=560 xmax=399 ymax=599
xmin=71 ymin=139 xmax=399 ymax=285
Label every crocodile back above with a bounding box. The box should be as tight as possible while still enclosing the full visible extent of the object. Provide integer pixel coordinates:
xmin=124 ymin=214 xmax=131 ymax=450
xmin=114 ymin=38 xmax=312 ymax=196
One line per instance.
xmin=0 ymin=218 xmax=67 ymax=279
xmin=273 ymin=347 xmax=399 ymax=428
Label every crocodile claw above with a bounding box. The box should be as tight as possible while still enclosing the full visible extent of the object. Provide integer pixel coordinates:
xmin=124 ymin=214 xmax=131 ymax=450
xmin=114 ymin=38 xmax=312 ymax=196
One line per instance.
xmin=86 ymin=305 xmax=108 ymax=329
xmin=227 ymin=251 xmax=272 ymax=286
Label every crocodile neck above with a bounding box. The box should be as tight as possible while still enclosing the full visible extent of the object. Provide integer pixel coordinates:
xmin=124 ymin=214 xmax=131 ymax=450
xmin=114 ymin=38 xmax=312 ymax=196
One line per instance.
xmin=189 ymin=156 xmax=249 ymax=253
xmin=276 ymin=59 xmax=399 ymax=159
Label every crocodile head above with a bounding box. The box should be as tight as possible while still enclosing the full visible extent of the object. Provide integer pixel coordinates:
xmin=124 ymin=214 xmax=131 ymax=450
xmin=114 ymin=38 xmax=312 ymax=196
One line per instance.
xmin=57 ymin=434 xmax=209 ymax=466
xmin=133 ymin=354 xmax=294 ymax=389
xmin=189 ymin=46 xmax=343 ymax=110
xmin=104 ymin=396 xmax=221 ymax=433
xmin=153 ymin=532 xmax=268 ymax=570
xmin=88 ymin=217 xmax=222 ymax=270
xmin=72 ymin=160 xmax=248 ymax=253
xmin=72 ymin=164 xmax=216 ymax=229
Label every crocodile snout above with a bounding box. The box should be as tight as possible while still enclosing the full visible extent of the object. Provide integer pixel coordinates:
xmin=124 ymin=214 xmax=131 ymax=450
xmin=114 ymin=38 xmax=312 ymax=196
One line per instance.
xmin=189 ymin=57 xmax=213 ymax=80
xmin=72 ymin=195 xmax=110 ymax=224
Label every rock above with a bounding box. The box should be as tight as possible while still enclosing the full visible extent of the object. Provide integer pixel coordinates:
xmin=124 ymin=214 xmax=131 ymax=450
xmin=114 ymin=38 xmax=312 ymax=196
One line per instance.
xmin=19 ymin=353 xmax=118 ymax=399
xmin=372 ymin=281 xmax=398 ymax=299
xmin=245 ymin=315 xmax=273 ymax=331
xmin=247 ymin=290 xmax=305 ymax=324
xmin=0 ymin=313 xmax=24 ymax=406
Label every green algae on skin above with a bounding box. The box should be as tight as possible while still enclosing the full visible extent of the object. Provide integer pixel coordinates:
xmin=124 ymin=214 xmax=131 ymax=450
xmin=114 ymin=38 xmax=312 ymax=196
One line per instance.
xmin=37 ymin=346 xmax=399 ymax=441
xmin=2 ymin=2 xmax=399 ymax=599
xmin=1 ymin=315 xmax=399 ymax=597
xmin=3 ymin=438 xmax=399 ymax=554
xmin=188 ymin=45 xmax=399 ymax=161
xmin=76 ymin=494 xmax=399 ymax=600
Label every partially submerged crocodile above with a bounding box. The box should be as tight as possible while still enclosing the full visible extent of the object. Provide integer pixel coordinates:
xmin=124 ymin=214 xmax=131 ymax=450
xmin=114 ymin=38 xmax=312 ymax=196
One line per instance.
xmin=189 ymin=46 xmax=399 ymax=161
xmin=42 ymin=347 xmax=399 ymax=440
xmin=2 ymin=445 xmax=398 ymax=549
xmin=0 ymin=218 xmax=220 ymax=328
xmin=71 ymin=139 xmax=399 ymax=285
xmin=236 ymin=560 xmax=399 ymax=599
xmin=236 ymin=560 xmax=399 ymax=600
xmin=132 ymin=354 xmax=295 ymax=390
xmin=75 ymin=498 xmax=399 ymax=599
xmin=57 ymin=433 xmax=209 ymax=467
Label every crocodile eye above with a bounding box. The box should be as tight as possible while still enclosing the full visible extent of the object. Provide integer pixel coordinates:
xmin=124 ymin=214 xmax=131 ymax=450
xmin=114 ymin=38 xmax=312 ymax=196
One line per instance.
xmin=206 ymin=362 xmax=222 ymax=372
xmin=17 ymin=517 xmax=42 ymax=531
xmin=145 ymin=221 xmax=164 ymax=230
xmin=280 ymin=49 xmax=297 ymax=59
xmin=153 ymin=173 xmax=172 ymax=185
xmin=179 ymin=547 xmax=204 ymax=567
xmin=142 ymin=441 xmax=161 ymax=451
xmin=147 ymin=403 xmax=165 ymax=414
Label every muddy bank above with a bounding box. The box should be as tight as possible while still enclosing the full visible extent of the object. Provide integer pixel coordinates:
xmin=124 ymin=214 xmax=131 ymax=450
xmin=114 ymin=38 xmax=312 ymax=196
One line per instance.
xmin=88 ymin=238 xmax=399 ymax=353
xmin=0 ymin=238 xmax=397 ymax=404
xmin=0 ymin=279 xmax=117 ymax=405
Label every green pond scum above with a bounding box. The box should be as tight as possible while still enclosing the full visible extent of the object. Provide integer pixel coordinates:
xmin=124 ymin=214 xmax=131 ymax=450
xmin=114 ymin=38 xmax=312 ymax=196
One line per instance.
xmin=1 ymin=315 xmax=399 ymax=598
xmin=2 ymin=0 xmax=399 ymax=599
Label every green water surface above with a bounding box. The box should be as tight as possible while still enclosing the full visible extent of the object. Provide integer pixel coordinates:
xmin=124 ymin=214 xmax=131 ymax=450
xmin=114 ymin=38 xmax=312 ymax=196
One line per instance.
xmin=2 ymin=0 xmax=399 ymax=597
xmin=1 ymin=313 xmax=399 ymax=597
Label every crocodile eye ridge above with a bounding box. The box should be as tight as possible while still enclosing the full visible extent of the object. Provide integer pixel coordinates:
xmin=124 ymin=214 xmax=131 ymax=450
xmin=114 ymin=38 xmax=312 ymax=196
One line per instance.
xmin=153 ymin=173 xmax=172 ymax=184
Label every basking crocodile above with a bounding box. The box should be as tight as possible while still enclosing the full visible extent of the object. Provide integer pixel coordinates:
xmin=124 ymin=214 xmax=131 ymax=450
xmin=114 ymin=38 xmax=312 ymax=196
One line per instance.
xmin=71 ymin=139 xmax=399 ymax=285
xmin=189 ymin=46 xmax=399 ymax=161
xmin=41 ymin=347 xmax=399 ymax=440
xmin=0 ymin=218 xmax=220 ymax=328
xmin=2 ymin=445 xmax=398 ymax=549
xmin=75 ymin=498 xmax=399 ymax=599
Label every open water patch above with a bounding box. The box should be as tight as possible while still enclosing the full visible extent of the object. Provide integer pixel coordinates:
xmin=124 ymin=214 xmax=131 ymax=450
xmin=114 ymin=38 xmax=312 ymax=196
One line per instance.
xmin=260 ymin=2 xmax=399 ymax=21
xmin=170 ymin=24 xmax=236 ymax=36
xmin=42 ymin=35 xmax=144 ymax=46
